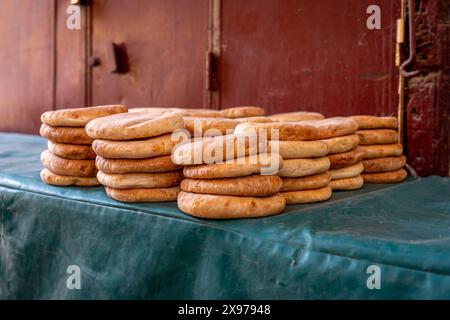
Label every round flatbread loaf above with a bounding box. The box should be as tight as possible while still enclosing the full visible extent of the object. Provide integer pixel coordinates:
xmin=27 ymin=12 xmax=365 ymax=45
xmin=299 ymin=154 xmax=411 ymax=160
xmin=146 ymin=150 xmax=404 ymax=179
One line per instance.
xmin=278 ymin=157 xmax=330 ymax=178
xmin=172 ymin=134 xmax=259 ymax=165
xmin=328 ymin=146 xmax=366 ymax=169
xmin=85 ymin=112 xmax=184 ymax=140
xmin=47 ymin=141 xmax=96 ymax=160
xmin=330 ymin=175 xmax=364 ymax=190
xmin=183 ymin=153 xmax=283 ymax=179
xmin=330 ymin=162 xmax=364 ymax=180
xmin=41 ymin=150 xmax=97 ymax=177
xmin=362 ymin=168 xmax=407 ymax=183
xmin=268 ymin=111 xmax=324 ymax=122
xmin=356 ymin=129 xmax=398 ymax=145
xmin=40 ymin=124 xmax=93 ymax=145
xmin=302 ymin=117 xmax=359 ymax=139
xmin=177 ymin=191 xmax=285 ymax=219
xmin=362 ymin=155 xmax=406 ymax=173
xmin=280 ymin=172 xmax=331 ymax=192
xmin=270 ymin=140 xmax=328 ymax=159
xmin=219 ymin=106 xmax=265 ymax=118
xmin=320 ymin=134 xmax=360 ymax=154
xmin=129 ymin=107 xmax=185 ymax=115
xmin=350 ymin=116 xmax=398 ymax=129
xmin=40 ymin=169 xmax=100 ymax=187
xmin=234 ymin=122 xmax=320 ymax=141
xmin=235 ymin=116 xmax=273 ymax=123
xmin=105 ymin=186 xmax=180 ymax=202
xmin=281 ymin=186 xmax=332 ymax=204
xmin=186 ymin=110 xmax=223 ymax=118
xmin=97 ymin=170 xmax=183 ymax=189
xmin=183 ymin=117 xmax=238 ymax=136
xmin=92 ymin=133 xmax=177 ymax=159
xmin=95 ymin=155 xmax=181 ymax=174
xmin=41 ymin=105 xmax=128 ymax=127
xmin=180 ymin=175 xmax=282 ymax=197
xmin=360 ymin=144 xmax=403 ymax=159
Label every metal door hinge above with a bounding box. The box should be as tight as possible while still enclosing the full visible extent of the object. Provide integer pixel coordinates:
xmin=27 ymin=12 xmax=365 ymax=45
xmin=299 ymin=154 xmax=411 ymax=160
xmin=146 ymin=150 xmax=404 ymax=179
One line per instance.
xmin=206 ymin=52 xmax=219 ymax=91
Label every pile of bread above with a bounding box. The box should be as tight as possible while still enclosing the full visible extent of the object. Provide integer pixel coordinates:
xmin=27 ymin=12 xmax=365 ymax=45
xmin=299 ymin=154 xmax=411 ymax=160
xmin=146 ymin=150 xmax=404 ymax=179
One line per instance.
xmin=39 ymin=105 xmax=128 ymax=186
xmin=352 ymin=116 xmax=407 ymax=183
xmin=39 ymin=105 xmax=408 ymax=219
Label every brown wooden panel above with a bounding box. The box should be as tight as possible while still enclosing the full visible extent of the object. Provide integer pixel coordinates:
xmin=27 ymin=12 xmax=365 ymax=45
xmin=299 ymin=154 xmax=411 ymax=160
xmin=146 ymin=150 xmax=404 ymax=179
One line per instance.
xmin=0 ymin=0 xmax=55 ymax=134
xmin=90 ymin=0 xmax=209 ymax=108
xmin=220 ymin=0 xmax=399 ymax=117
xmin=55 ymin=0 xmax=86 ymax=109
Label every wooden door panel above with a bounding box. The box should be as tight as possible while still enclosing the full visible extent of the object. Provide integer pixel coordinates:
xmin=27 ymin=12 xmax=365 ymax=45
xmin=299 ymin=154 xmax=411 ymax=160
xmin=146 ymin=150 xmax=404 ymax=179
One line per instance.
xmin=90 ymin=0 xmax=208 ymax=108
xmin=55 ymin=0 xmax=86 ymax=109
xmin=220 ymin=0 xmax=399 ymax=117
xmin=0 ymin=0 xmax=55 ymax=134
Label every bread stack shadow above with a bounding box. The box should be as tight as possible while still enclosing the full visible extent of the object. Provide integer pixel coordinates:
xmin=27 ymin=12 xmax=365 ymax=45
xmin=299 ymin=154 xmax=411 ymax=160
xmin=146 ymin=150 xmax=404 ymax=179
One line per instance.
xmin=173 ymin=134 xmax=286 ymax=219
xmin=85 ymin=112 xmax=185 ymax=202
xmin=39 ymin=105 xmax=128 ymax=187
xmin=352 ymin=116 xmax=407 ymax=183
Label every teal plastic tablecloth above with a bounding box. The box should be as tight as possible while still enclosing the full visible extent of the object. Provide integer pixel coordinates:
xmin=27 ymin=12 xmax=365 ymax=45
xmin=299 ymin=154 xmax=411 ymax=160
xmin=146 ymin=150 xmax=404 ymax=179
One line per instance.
xmin=0 ymin=133 xmax=449 ymax=299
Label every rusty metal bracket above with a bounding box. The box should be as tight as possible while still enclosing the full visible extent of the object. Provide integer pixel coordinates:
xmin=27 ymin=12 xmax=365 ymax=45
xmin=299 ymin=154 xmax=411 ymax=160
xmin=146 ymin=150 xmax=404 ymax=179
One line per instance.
xmin=399 ymin=0 xmax=420 ymax=78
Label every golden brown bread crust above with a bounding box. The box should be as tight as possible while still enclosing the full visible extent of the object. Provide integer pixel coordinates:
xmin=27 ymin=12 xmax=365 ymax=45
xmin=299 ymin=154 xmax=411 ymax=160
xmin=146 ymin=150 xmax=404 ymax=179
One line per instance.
xmin=278 ymin=157 xmax=330 ymax=178
xmin=328 ymin=146 xmax=366 ymax=169
xmin=182 ymin=154 xmax=283 ymax=179
xmin=234 ymin=122 xmax=320 ymax=141
xmin=219 ymin=106 xmax=265 ymax=118
xmin=350 ymin=116 xmax=398 ymax=129
xmin=270 ymin=140 xmax=329 ymax=159
xmin=95 ymin=155 xmax=181 ymax=174
xmin=302 ymin=117 xmax=359 ymax=139
xmin=92 ymin=133 xmax=176 ymax=159
xmin=268 ymin=111 xmax=324 ymax=122
xmin=97 ymin=170 xmax=183 ymax=189
xmin=47 ymin=141 xmax=96 ymax=160
xmin=360 ymin=144 xmax=404 ymax=159
xmin=41 ymin=150 xmax=97 ymax=177
xmin=362 ymin=168 xmax=407 ymax=183
xmin=180 ymin=175 xmax=282 ymax=197
xmin=280 ymin=172 xmax=331 ymax=192
xmin=185 ymin=109 xmax=224 ymax=118
xmin=128 ymin=107 xmax=186 ymax=115
xmin=177 ymin=191 xmax=286 ymax=219
xmin=40 ymin=168 xmax=100 ymax=186
xmin=183 ymin=117 xmax=238 ymax=136
xmin=281 ymin=186 xmax=332 ymax=204
xmin=172 ymin=134 xmax=260 ymax=165
xmin=330 ymin=162 xmax=364 ymax=180
xmin=41 ymin=105 xmax=128 ymax=127
xmin=235 ymin=116 xmax=273 ymax=123
xmin=85 ymin=112 xmax=184 ymax=140
xmin=105 ymin=186 xmax=180 ymax=202
xmin=356 ymin=129 xmax=398 ymax=145
xmin=320 ymin=134 xmax=360 ymax=154
xmin=330 ymin=175 xmax=364 ymax=190
xmin=40 ymin=124 xmax=93 ymax=145
xmin=362 ymin=156 xmax=406 ymax=173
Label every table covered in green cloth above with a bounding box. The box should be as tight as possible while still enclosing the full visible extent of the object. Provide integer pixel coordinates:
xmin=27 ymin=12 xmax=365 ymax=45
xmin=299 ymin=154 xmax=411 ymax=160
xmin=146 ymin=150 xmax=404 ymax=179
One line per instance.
xmin=0 ymin=132 xmax=449 ymax=299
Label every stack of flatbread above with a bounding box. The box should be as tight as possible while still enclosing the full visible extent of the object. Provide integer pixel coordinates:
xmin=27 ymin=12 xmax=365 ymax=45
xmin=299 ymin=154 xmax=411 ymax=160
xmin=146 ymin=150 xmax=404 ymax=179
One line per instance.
xmin=85 ymin=112 xmax=185 ymax=202
xmin=307 ymin=117 xmax=363 ymax=190
xmin=351 ymin=116 xmax=407 ymax=183
xmin=173 ymin=134 xmax=285 ymax=219
xmin=234 ymin=120 xmax=332 ymax=204
xmin=314 ymin=117 xmax=365 ymax=191
xmin=39 ymin=105 xmax=128 ymax=186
